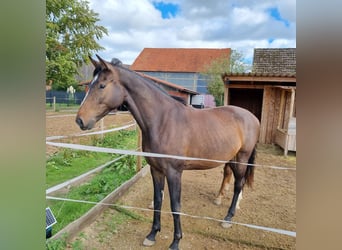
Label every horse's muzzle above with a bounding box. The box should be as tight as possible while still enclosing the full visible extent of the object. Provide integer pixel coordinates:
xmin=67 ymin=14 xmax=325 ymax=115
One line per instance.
xmin=76 ymin=116 xmax=87 ymax=130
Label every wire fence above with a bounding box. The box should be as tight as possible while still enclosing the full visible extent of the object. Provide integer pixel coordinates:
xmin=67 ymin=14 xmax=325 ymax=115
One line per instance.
xmin=46 ymin=97 xmax=81 ymax=112
xmin=46 ymin=90 xmax=85 ymax=111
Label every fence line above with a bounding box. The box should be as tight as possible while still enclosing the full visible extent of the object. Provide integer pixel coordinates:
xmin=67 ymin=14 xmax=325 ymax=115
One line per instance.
xmin=46 ymin=141 xmax=296 ymax=170
xmin=46 ymin=121 xmax=136 ymax=141
xmin=46 ymin=194 xmax=296 ymax=238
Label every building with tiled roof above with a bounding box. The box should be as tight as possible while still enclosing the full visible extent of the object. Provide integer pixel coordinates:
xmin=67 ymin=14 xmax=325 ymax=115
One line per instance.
xmin=131 ymin=48 xmax=231 ymax=72
xmin=130 ymin=48 xmax=231 ymax=93
xmin=137 ymin=72 xmax=198 ymax=105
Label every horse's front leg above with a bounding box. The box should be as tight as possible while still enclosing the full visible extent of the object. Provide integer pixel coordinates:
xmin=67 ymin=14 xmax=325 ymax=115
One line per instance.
xmin=166 ymin=167 xmax=183 ymax=250
xmin=143 ymin=167 xmax=165 ymax=246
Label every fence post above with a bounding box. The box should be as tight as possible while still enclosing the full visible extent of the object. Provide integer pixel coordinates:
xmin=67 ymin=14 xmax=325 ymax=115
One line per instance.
xmin=136 ymin=126 xmax=142 ymax=172
xmin=53 ymin=96 xmax=56 ymax=112
xmin=100 ymin=118 xmax=104 ymax=139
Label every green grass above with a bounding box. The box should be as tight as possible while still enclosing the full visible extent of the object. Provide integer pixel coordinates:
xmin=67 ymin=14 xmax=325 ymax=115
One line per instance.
xmin=47 ymin=155 xmax=137 ymax=233
xmin=46 ymin=234 xmax=68 ymax=250
xmin=47 ymin=206 xmax=150 ymax=250
xmin=46 ymin=130 xmax=139 ymax=189
xmin=46 ymin=150 xmax=115 ymax=189
xmin=45 ymin=103 xmax=80 ymax=112
xmin=46 ymin=129 xmax=147 ymax=245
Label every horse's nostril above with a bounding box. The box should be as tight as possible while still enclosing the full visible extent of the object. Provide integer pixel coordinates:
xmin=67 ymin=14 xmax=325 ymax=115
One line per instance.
xmin=76 ymin=117 xmax=84 ymax=128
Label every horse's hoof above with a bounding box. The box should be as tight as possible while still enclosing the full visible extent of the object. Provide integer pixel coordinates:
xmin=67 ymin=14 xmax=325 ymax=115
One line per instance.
xmin=221 ymin=221 xmax=233 ymax=228
xmin=168 ymin=245 xmax=179 ymax=250
xmin=213 ymin=197 xmax=222 ymax=205
xmin=143 ymin=238 xmax=156 ymax=246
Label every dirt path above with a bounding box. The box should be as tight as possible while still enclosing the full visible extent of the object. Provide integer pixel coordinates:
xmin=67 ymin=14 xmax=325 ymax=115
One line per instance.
xmin=67 ymin=149 xmax=296 ymax=250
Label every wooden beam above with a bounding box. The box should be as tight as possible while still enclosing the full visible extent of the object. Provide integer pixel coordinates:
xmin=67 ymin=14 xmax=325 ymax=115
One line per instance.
xmin=259 ymin=87 xmax=271 ymax=143
xmin=136 ymin=126 xmax=142 ymax=172
xmin=277 ymin=89 xmax=286 ymax=129
xmin=224 ymin=85 xmax=229 ymax=105
xmin=225 ymin=75 xmax=296 ymax=82
xmin=225 ymin=84 xmax=265 ymax=89
xmin=288 ymin=88 xmax=295 ymax=119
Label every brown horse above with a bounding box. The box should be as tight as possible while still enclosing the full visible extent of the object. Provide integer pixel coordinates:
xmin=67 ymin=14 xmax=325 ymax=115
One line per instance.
xmin=76 ymin=55 xmax=260 ymax=250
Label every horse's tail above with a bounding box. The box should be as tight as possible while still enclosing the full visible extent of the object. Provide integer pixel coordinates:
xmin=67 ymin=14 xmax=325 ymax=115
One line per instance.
xmin=245 ymin=147 xmax=257 ymax=188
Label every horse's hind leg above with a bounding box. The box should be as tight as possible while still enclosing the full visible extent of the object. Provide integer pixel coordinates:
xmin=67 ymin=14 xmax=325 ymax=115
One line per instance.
xmin=143 ymin=167 xmax=165 ymax=246
xmin=222 ymin=150 xmax=255 ymax=228
xmin=214 ymin=164 xmax=232 ymax=205
xmin=214 ymin=164 xmax=243 ymax=208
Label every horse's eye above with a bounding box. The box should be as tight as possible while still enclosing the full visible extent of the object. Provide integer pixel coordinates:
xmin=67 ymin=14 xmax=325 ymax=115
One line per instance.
xmin=99 ymin=83 xmax=106 ymax=89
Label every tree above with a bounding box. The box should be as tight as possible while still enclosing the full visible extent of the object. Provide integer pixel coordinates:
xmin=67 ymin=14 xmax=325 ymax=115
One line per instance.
xmin=203 ymin=50 xmax=251 ymax=106
xmin=46 ymin=0 xmax=108 ymax=90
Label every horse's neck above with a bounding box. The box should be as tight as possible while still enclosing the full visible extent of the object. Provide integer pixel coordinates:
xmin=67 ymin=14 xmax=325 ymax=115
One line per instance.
xmin=120 ymin=69 xmax=179 ymax=133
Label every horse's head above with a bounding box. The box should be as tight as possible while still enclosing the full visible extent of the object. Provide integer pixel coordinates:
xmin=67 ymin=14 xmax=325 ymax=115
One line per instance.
xmin=76 ymin=55 xmax=126 ymax=130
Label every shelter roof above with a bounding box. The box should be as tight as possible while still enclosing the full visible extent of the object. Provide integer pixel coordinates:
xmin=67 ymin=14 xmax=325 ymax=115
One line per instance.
xmin=252 ymin=48 xmax=296 ymax=75
xmin=130 ymin=48 xmax=231 ymax=73
xmin=222 ymin=72 xmax=296 ymax=83
xmin=222 ymin=48 xmax=296 ymax=84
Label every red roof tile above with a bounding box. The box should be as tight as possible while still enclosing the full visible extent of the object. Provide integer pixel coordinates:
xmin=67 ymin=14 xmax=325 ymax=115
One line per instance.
xmin=131 ymin=48 xmax=231 ymax=73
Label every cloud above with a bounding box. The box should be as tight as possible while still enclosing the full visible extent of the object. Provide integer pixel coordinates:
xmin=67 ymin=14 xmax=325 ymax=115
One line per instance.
xmin=231 ymin=7 xmax=268 ymax=26
xmin=88 ymin=0 xmax=296 ymax=65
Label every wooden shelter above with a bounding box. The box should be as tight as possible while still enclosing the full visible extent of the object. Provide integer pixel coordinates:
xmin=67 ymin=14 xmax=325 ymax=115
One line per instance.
xmin=222 ymin=48 xmax=296 ymax=155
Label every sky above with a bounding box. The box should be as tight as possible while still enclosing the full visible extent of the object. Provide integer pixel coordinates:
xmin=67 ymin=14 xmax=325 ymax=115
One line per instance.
xmin=88 ymin=0 xmax=296 ymax=66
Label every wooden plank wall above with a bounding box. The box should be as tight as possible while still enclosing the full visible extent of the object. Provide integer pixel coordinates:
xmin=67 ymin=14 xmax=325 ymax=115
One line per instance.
xmin=259 ymin=86 xmax=282 ymax=143
xmin=283 ymin=91 xmax=293 ymax=130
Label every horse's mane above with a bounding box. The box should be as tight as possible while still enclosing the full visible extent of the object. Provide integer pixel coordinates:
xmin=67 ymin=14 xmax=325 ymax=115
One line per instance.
xmin=108 ymin=58 xmax=187 ymax=106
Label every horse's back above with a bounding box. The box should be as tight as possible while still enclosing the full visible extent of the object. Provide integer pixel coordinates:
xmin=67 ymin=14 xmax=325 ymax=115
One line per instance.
xmin=194 ymin=105 xmax=259 ymax=126
xmin=219 ymin=105 xmax=260 ymax=148
xmin=200 ymin=105 xmax=260 ymax=147
xmin=184 ymin=105 xmax=259 ymax=154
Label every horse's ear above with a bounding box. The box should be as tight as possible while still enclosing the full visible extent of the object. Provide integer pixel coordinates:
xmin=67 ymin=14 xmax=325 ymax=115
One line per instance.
xmin=89 ymin=55 xmax=99 ymax=68
xmin=96 ymin=54 xmax=110 ymax=70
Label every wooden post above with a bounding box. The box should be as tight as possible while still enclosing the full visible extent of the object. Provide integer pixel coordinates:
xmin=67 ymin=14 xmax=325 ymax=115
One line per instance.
xmin=100 ymin=118 xmax=104 ymax=139
xmin=53 ymin=96 xmax=56 ymax=112
xmin=223 ymin=84 xmax=229 ymax=106
xmin=277 ymin=90 xmax=285 ymax=129
xmin=288 ymin=88 xmax=295 ymax=120
xmin=136 ymin=126 xmax=142 ymax=172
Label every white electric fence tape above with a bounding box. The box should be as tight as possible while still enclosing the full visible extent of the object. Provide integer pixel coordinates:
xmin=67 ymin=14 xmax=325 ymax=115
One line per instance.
xmin=46 ymin=122 xmax=136 ymax=141
xmin=46 ymin=195 xmax=296 ymax=237
xmin=46 ymin=141 xmax=296 ymax=170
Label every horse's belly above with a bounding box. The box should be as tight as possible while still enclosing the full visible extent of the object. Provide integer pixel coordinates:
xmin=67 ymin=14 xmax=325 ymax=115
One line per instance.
xmin=183 ymin=160 xmax=225 ymax=170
